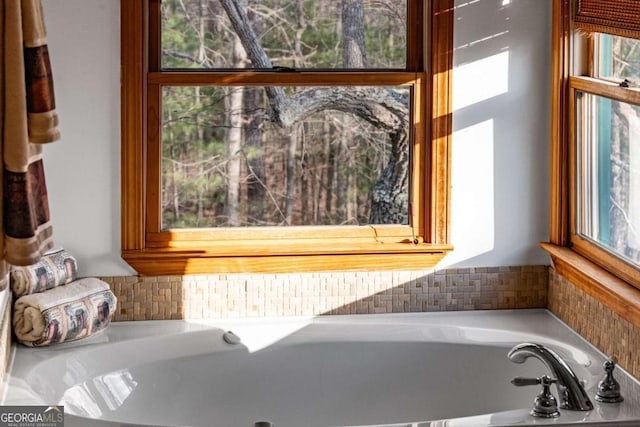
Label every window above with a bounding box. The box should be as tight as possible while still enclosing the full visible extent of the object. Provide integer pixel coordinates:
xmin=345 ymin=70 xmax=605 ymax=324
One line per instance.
xmin=572 ymin=86 xmax=640 ymax=282
xmin=546 ymin=0 xmax=640 ymax=300
xmin=121 ymin=0 xmax=454 ymax=275
xmin=571 ymin=37 xmax=640 ymax=290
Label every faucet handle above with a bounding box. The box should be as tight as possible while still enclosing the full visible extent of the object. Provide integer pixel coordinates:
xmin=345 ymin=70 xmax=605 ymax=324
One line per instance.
xmin=511 ymin=375 xmax=561 ymax=418
xmin=511 ymin=376 xmax=557 ymax=387
xmin=595 ymin=359 xmax=624 ymax=403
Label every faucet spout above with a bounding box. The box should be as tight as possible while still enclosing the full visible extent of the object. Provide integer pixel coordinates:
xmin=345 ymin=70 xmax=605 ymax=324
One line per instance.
xmin=508 ymin=343 xmax=593 ymax=411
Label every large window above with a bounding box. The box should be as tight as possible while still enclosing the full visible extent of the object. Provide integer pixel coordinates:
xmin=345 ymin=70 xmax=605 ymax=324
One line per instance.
xmin=547 ymin=0 xmax=640 ymax=301
xmin=121 ymin=0 xmax=454 ymax=275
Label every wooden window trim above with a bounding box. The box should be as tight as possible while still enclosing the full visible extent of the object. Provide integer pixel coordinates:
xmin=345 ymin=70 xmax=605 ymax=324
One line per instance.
xmin=145 ymin=73 xmax=428 ymax=247
xmin=541 ymin=243 xmax=640 ymax=329
xmin=546 ymin=0 xmax=640 ymax=328
xmin=121 ymin=0 xmax=454 ymax=275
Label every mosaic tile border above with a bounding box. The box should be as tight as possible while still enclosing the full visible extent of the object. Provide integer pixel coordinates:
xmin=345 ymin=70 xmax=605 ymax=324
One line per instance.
xmin=3 ymin=266 xmax=639 ymax=386
xmin=5 ymin=266 xmax=640 ymax=394
xmin=100 ymin=265 xmax=548 ymax=321
xmin=548 ymin=268 xmax=640 ymax=382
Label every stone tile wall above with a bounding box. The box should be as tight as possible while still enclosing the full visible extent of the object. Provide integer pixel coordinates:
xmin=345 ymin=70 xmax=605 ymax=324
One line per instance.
xmin=548 ymin=268 xmax=640 ymax=381
xmin=101 ymin=265 xmax=549 ymax=321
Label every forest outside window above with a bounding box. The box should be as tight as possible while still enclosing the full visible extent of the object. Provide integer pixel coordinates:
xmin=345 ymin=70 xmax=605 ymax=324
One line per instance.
xmin=121 ymin=0 xmax=454 ymax=275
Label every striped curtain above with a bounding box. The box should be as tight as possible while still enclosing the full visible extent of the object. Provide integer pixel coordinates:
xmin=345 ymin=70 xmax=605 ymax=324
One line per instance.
xmin=0 ymin=0 xmax=60 ymax=290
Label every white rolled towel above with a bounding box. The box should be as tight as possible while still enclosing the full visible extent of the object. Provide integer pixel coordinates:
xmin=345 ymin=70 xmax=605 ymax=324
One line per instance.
xmin=10 ymin=248 xmax=78 ymax=297
xmin=13 ymin=278 xmax=117 ymax=347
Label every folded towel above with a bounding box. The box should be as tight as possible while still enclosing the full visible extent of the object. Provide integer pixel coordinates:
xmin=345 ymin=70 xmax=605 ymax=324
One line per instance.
xmin=10 ymin=248 xmax=77 ymax=297
xmin=13 ymin=278 xmax=117 ymax=347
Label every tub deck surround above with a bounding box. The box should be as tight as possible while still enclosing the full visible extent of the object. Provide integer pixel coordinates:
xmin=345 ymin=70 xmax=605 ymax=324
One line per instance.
xmin=100 ymin=265 xmax=548 ymax=321
xmin=3 ymin=310 xmax=640 ymax=427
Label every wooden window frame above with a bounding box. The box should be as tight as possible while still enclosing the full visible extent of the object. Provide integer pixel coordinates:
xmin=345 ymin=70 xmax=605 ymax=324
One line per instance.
xmin=545 ymin=0 xmax=640 ymax=328
xmin=121 ymin=0 xmax=454 ymax=275
xmin=569 ymin=77 xmax=640 ymax=288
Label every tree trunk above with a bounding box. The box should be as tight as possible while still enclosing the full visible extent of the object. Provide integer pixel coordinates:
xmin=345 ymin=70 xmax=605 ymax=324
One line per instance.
xmin=283 ymin=0 xmax=307 ymax=225
xmin=244 ymin=86 xmax=265 ymax=223
xmin=336 ymin=126 xmax=347 ymax=223
xmin=368 ymin=130 xmax=409 ymax=224
xmin=219 ymin=0 xmax=409 ymax=224
xmin=165 ymin=107 xmax=180 ymax=223
xmin=196 ymin=1 xmax=207 ymax=224
xmin=242 ymin=7 xmax=265 ymax=224
xmin=348 ymin=144 xmax=357 ymax=222
xmin=342 ymin=0 xmax=367 ymax=68
xmin=285 ymin=126 xmax=298 ymax=225
xmin=323 ymin=113 xmax=334 ymax=223
xmin=170 ymin=155 xmax=180 ymax=223
xmin=225 ymin=34 xmax=246 ymax=226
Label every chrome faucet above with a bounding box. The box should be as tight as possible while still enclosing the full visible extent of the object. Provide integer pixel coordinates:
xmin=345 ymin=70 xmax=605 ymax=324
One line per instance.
xmin=508 ymin=343 xmax=593 ymax=411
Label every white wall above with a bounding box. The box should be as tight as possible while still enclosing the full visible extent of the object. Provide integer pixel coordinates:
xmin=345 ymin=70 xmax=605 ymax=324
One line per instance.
xmin=40 ymin=0 xmax=551 ymax=276
xmin=41 ymin=0 xmax=133 ymax=276
xmin=442 ymin=0 xmax=551 ymax=268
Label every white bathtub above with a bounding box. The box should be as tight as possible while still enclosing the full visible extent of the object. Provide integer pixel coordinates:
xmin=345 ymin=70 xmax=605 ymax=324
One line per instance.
xmin=3 ymin=309 xmax=640 ymax=427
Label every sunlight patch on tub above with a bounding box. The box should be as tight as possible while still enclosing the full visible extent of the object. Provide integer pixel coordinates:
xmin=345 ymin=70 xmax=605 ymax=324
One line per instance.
xmin=188 ymin=318 xmax=314 ymax=353
xmin=224 ymin=322 xmax=313 ymax=353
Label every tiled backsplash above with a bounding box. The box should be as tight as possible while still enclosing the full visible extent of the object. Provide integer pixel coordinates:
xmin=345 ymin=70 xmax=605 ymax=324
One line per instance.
xmin=548 ymin=268 xmax=640 ymax=381
xmin=0 ymin=265 xmax=548 ymax=390
xmin=2 ymin=265 xmax=640 ymax=388
xmin=101 ymin=265 xmax=549 ymax=321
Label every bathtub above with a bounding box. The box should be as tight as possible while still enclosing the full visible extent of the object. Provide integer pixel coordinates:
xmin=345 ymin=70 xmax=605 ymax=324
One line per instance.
xmin=3 ymin=309 xmax=640 ymax=427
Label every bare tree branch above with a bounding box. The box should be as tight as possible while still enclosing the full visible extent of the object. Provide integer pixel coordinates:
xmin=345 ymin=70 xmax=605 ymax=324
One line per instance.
xmin=217 ymin=0 xmax=410 ymax=224
xmin=162 ymin=49 xmax=213 ymax=67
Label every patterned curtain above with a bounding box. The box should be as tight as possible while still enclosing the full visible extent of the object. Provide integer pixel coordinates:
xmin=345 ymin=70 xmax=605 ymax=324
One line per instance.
xmin=0 ymin=0 xmax=59 ymax=290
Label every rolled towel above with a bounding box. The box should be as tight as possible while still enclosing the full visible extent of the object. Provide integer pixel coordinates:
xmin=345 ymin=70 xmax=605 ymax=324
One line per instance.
xmin=10 ymin=248 xmax=77 ymax=297
xmin=13 ymin=278 xmax=117 ymax=347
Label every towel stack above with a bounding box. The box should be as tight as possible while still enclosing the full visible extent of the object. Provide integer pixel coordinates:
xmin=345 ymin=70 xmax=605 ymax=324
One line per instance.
xmin=10 ymin=249 xmax=117 ymax=347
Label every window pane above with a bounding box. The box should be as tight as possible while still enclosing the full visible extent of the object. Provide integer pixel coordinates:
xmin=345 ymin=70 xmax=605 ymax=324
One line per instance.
xmin=596 ymin=34 xmax=640 ymax=82
xmin=576 ymin=92 xmax=640 ymax=267
xmin=161 ymin=85 xmax=410 ymax=229
xmin=160 ymin=0 xmax=407 ymax=69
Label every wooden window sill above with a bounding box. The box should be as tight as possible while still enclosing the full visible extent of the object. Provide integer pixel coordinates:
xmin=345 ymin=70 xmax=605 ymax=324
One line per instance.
xmin=541 ymin=242 xmax=640 ymax=329
xmin=123 ymin=246 xmax=452 ymax=276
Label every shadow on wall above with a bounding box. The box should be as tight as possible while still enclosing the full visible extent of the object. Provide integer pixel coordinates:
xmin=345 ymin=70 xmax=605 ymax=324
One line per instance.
xmin=103 ymin=266 xmax=548 ymax=321
xmin=445 ymin=0 xmax=551 ymax=268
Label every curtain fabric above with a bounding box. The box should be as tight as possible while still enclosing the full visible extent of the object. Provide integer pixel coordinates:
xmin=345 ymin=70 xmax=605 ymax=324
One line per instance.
xmin=0 ymin=0 xmax=59 ymax=291
xmin=575 ymin=0 xmax=640 ymax=39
